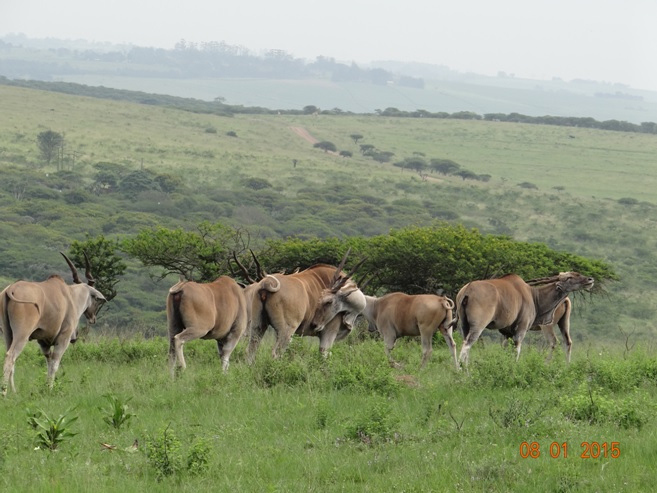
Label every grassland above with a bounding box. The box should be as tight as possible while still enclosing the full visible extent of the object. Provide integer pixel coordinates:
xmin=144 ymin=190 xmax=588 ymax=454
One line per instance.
xmin=1 ymin=83 xmax=657 ymax=492
xmin=0 ymin=332 xmax=655 ymax=492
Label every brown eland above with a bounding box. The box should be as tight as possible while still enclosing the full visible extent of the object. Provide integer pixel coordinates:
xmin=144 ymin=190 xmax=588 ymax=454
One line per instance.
xmin=500 ymin=297 xmax=573 ymax=363
xmin=167 ymin=275 xmax=248 ymax=375
xmin=236 ymin=250 xmax=365 ymax=361
xmin=1 ymin=253 xmax=106 ymax=394
xmin=310 ymin=282 xmax=457 ymax=369
xmin=456 ymin=271 xmax=593 ymax=367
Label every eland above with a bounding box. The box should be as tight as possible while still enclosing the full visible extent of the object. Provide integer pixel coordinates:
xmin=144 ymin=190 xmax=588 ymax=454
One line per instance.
xmin=167 ymin=275 xmax=248 ymax=374
xmin=235 ymin=250 xmax=365 ymax=361
xmin=456 ymin=271 xmax=593 ymax=367
xmin=310 ymin=281 xmax=457 ymax=369
xmin=1 ymin=253 xmax=106 ymax=394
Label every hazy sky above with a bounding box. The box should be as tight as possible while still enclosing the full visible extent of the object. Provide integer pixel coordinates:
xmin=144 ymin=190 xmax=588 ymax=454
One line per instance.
xmin=3 ymin=0 xmax=657 ymax=91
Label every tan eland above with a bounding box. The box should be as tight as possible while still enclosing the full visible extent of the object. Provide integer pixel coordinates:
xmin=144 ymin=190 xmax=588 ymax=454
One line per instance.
xmin=167 ymin=275 xmax=248 ymax=374
xmin=456 ymin=272 xmax=593 ymax=367
xmin=1 ymin=253 xmax=106 ymax=394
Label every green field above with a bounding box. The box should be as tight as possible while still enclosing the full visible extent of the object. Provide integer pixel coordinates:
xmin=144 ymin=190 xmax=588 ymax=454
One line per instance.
xmin=1 ymin=79 xmax=657 ymax=492
xmin=0 ymin=334 xmax=655 ymax=492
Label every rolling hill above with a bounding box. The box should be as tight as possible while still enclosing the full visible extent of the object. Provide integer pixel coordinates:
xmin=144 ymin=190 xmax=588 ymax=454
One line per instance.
xmin=0 ymin=82 xmax=656 ymax=342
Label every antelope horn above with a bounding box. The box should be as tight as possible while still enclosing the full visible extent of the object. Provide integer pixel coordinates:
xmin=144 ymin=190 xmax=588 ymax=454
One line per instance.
xmin=250 ymin=249 xmax=266 ymax=279
xmin=60 ymin=252 xmax=82 ymax=284
xmin=345 ymin=256 xmax=367 ymax=279
xmin=232 ymin=251 xmax=256 ymax=284
xmin=83 ymin=251 xmax=96 ymax=286
xmin=331 ymin=247 xmax=351 ymax=286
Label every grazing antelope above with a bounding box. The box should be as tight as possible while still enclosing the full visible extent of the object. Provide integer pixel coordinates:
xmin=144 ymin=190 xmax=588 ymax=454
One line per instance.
xmin=1 ymin=253 xmax=106 ymax=394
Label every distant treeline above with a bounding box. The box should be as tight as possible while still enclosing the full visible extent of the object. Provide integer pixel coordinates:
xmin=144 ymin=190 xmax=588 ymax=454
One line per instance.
xmin=0 ymin=38 xmax=423 ymax=88
xmin=376 ymin=107 xmax=657 ymax=134
xmin=2 ymin=76 xmax=656 ymax=135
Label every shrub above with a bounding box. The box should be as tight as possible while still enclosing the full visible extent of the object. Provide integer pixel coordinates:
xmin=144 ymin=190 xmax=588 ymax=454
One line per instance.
xmin=345 ymin=401 xmax=400 ymax=445
xmin=144 ymin=425 xmax=183 ymax=480
xmin=560 ymin=385 xmax=652 ymax=429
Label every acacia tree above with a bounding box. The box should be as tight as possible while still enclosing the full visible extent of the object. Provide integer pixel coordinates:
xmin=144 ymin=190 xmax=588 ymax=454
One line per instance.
xmin=121 ymin=221 xmax=249 ymax=282
xmin=350 ymin=133 xmax=364 ymax=144
xmin=313 ymin=141 xmax=337 ymax=153
xmin=69 ymin=234 xmax=127 ymax=303
xmin=262 ymin=224 xmax=617 ymax=298
xmin=37 ymin=130 xmax=64 ymax=167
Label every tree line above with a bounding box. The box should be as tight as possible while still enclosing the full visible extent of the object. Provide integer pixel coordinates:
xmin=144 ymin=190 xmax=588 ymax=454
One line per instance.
xmin=4 ymin=78 xmax=655 ymax=136
xmin=76 ymin=222 xmax=617 ymax=310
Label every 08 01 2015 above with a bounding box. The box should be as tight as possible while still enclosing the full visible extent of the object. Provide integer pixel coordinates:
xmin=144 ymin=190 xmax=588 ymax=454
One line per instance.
xmin=519 ymin=441 xmax=621 ymax=459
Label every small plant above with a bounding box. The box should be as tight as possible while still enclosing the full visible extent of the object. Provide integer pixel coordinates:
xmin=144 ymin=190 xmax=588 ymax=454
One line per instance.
xmin=26 ymin=408 xmax=78 ymax=451
xmin=186 ymin=438 xmax=211 ymax=476
xmin=100 ymin=394 xmax=135 ymax=430
xmin=345 ymin=401 xmax=400 ymax=445
xmin=144 ymin=424 xmax=183 ymax=480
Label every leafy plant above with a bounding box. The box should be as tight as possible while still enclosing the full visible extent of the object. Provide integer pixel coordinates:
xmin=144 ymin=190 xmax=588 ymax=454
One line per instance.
xmin=186 ymin=438 xmax=211 ymax=476
xmin=100 ymin=394 xmax=135 ymax=430
xmin=26 ymin=408 xmax=78 ymax=451
xmin=345 ymin=401 xmax=400 ymax=445
xmin=144 ymin=424 xmax=183 ymax=480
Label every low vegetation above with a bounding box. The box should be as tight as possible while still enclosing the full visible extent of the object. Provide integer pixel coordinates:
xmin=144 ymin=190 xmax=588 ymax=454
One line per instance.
xmin=0 ymin=334 xmax=654 ymax=491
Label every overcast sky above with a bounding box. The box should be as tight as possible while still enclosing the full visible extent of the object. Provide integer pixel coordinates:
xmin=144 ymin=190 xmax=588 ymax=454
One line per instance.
xmin=3 ymin=0 xmax=657 ymax=91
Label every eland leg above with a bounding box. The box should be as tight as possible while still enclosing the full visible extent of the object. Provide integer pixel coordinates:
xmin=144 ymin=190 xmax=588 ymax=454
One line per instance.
xmin=46 ymin=338 xmax=72 ymax=388
xmin=439 ymin=326 xmax=459 ymax=370
xmin=3 ymin=335 xmax=30 ymax=394
xmin=458 ymin=326 xmax=485 ymax=369
xmin=381 ymin=329 xmax=401 ymax=369
xmin=172 ymin=327 xmax=209 ymax=371
xmin=419 ymin=333 xmax=433 ymax=369
xmin=558 ymin=321 xmax=572 ymax=364
xmin=540 ymin=325 xmax=558 ymax=362
xmin=217 ymin=325 xmax=245 ymax=372
xmin=512 ymin=326 xmax=531 ymax=362
xmin=246 ymin=320 xmax=268 ymax=364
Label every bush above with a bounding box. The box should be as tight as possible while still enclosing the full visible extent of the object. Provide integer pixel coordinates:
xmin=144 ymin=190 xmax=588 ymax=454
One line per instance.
xmin=560 ymin=385 xmax=653 ymax=429
xmin=345 ymin=401 xmax=400 ymax=445
xmin=144 ymin=425 xmax=183 ymax=480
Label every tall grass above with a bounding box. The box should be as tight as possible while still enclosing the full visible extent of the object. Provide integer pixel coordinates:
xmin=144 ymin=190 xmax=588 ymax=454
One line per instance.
xmin=0 ymin=335 xmax=654 ymax=491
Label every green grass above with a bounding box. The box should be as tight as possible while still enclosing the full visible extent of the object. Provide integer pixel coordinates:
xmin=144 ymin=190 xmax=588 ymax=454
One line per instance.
xmin=0 ymin=334 xmax=655 ymax=492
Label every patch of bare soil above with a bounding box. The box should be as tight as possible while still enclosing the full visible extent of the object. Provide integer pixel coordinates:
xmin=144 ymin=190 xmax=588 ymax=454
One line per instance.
xmin=289 ymin=126 xmax=319 ymax=144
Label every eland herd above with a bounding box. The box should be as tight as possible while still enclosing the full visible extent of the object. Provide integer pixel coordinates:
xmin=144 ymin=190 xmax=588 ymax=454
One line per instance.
xmin=0 ymin=250 xmax=594 ymax=394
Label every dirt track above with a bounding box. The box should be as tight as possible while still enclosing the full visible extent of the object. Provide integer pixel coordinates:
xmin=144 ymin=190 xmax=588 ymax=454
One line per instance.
xmin=289 ymin=126 xmax=319 ymax=144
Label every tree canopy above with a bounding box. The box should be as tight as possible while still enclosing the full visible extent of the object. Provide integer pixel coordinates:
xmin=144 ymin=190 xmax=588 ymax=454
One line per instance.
xmin=128 ymin=221 xmax=616 ymax=298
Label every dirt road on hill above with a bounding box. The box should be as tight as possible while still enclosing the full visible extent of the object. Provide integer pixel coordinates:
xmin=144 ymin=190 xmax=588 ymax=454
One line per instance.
xmin=289 ymin=126 xmax=319 ymax=144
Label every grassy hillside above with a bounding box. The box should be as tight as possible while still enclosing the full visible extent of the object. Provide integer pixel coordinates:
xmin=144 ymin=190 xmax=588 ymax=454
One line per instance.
xmin=1 ymin=84 xmax=656 ymax=341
